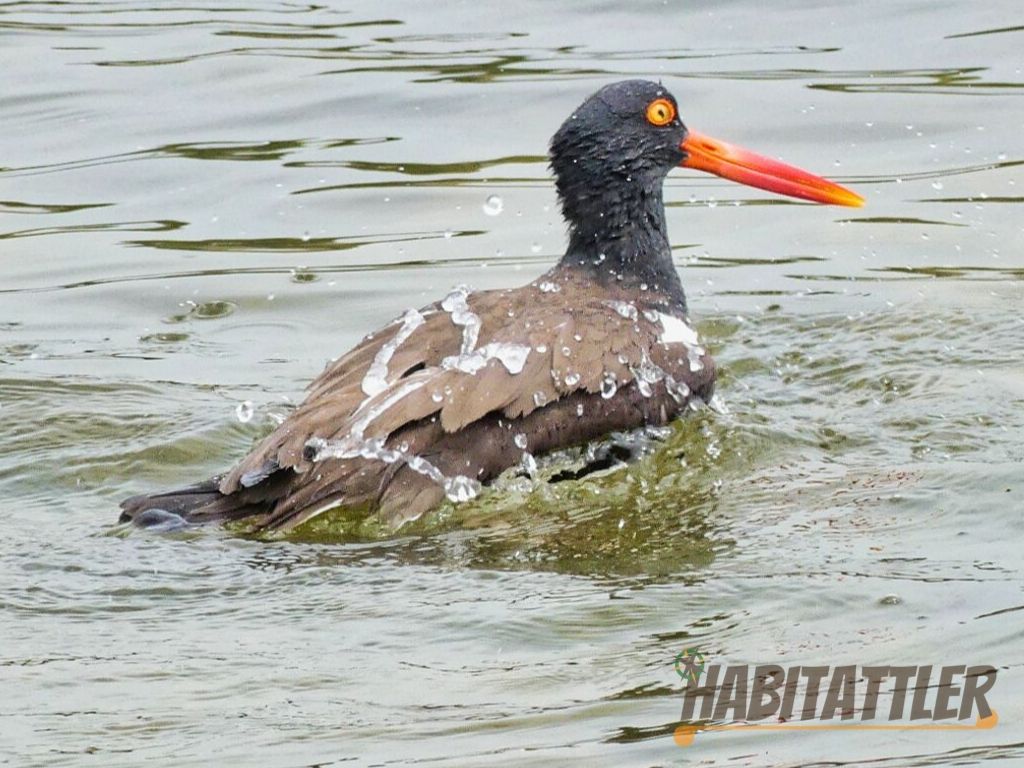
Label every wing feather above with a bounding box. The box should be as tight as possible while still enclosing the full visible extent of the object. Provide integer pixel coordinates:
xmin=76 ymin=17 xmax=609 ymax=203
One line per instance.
xmin=220 ymin=283 xmax=707 ymax=499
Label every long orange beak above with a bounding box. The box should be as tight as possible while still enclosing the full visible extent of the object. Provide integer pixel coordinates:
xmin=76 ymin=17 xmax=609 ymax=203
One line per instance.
xmin=680 ymin=130 xmax=864 ymax=207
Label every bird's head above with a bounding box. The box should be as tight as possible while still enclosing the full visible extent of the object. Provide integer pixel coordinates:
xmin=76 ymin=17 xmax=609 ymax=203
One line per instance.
xmin=550 ymin=79 xmax=863 ymax=218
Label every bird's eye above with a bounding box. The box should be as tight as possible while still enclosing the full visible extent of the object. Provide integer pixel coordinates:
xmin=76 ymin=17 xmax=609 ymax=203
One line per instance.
xmin=645 ymin=98 xmax=675 ymax=127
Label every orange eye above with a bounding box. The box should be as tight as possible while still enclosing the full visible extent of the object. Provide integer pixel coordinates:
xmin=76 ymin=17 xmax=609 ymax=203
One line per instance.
xmin=645 ymin=98 xmax=675 ymax=127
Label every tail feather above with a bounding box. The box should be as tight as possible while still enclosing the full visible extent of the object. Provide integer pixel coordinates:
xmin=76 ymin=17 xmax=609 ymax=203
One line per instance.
xmin=118 ymin=477 xmax=272 ymax=527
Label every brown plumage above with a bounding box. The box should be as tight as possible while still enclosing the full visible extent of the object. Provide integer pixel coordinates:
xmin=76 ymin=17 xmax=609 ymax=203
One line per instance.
xmin=120 ymin=79 xmax=860 ymax=532
xmin=121 ymin=266 xmax=714 ymax=531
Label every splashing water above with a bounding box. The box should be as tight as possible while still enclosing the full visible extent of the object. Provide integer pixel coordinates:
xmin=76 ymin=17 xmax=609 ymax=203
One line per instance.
xmin=482 ymin=195 xmax=503 ymax=216
xmin=235 ymin=401 xmax=255 ymax=423
xmin=604 ymin=300 xmax=638 ymax=322
xmin=600 ymin=372 xmax=618 ymax=399
xmin=520 ymin=452 xmax=538 ymax=478
xmin=362 ymin=308 xmax=426 ymax=397
xmin=687 ymin=345 xmax=706 ymax=373
xmin=441 ymin=285 xmax=481 ymax=357
xmin=656 ymin=312 xmax=700 ymax=347
xmin=444 ymin=475 xmax=482 ymax=502
xmin=442 ymin=342 xmax=531 ymax=376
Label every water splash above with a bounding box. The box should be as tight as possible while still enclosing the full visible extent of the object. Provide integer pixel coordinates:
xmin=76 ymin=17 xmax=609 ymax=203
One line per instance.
xmin=600 ymin=372 xmax=618 ymax=399
xmin=362 ymin=308 xmax=425 ymax=397
xmin=442 ymin=341 xmax=531 ymax=375
xmin=444 ymin=474 xmax=482 ymax=502
xmin=441 ymin=284 xmax=481 ymax=357
xmin=604 ymin=300 xmax=638 ymax=321
xmin=482 ymin=194 xmax=503 ymax=216
xmin=235 ymin=401 xmax=254 ymax=423
xmin=656 ymin=312 xmax=700 ymax=347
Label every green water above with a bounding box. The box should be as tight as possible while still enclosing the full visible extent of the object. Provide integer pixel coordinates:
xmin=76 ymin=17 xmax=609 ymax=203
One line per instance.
xmin=2 ymin=1 xmax=1022 ymax=765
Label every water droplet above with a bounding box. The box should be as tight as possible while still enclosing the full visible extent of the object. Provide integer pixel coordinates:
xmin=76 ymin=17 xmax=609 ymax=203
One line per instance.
xmin=443 ymin=229 xmax=454 ymax=240
xmin=444 ymin=475 xmax=481 ymax=503
xmin=530 ymin=242 xmax=541 ymax=254
xmin=564 ymin=372 xmax=580 ymax=387
xmin=606 ymin=300 xmax=638 ymax=321
xmin=235 ymin=401 xmax=254 ymax=423
xmin=538 ymin=280 xmax=561 ymax=293
xmin=520 ymin=452 xmax=538 ymax=477
xmin=533 ymin=391 xmax=547 ymax=407
xmin=514 ymin=433 xmax=528 ymax=450
xmin=687 ymin=346 xmax=706 ymax=373
xmin=931 ymin=181 xmax=944 ymax=190
xmin=665 ymin=376 xmax=691 ymax=404
xmin=191 ymin=300 xmax=236 ymax=320
xmin=878 ymin=593 xmax=902 ymax=606
xmin=431 ymin=391 xmax=444 ymax=403
xmin=482 ymin=195 xmax=504 ymax=216
xmin=290 ymin=267 xmax=318 ymax=284
xmin=600 ymin=372 xmax=618 ymax=399
xmin=576 ymin=403 xmax=584 ymax=417
xmin=561 ymin=346 xmax=571 ymax=357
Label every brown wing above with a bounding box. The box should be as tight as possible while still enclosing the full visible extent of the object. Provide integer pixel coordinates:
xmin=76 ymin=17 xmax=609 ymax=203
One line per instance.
xmin=219 ymin=284 xmax=514 ymax=493
xmin=214 ymin=275 xmax=713 ymax=528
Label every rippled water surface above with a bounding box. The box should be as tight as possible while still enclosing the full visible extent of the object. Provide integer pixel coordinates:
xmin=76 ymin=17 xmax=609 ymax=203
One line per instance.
xmin=2 ymin=1 xmax=1023 ymax=766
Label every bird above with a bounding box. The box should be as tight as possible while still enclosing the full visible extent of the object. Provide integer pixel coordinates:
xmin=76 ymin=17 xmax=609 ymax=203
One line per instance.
xmin=120 ymin=79 xmax=862 ymax=533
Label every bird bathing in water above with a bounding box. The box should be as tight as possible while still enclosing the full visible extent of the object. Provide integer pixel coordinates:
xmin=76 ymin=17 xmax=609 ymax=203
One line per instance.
xmin=120 ymin=80 xmax=862 ymax=533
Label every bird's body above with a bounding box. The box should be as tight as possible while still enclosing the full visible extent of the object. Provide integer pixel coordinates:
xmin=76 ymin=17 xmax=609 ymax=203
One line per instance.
xmin=120 ymin=80 xmax=860 ymax=532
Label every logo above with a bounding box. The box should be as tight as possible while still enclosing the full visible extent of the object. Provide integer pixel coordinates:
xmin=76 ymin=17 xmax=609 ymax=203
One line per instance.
xmin=674 ymin=647 xmax=706 ymax=687
xmin=672 ymin=650 xmax=999 ymax=747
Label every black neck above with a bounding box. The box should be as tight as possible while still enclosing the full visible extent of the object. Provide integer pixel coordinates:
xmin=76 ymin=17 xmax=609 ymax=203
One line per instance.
xmin=555 ymin=179 xmax=686 ymax=309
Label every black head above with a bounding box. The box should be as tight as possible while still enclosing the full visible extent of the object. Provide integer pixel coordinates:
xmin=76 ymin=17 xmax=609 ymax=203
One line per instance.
xmin=550 ymin=80 xmax=688 ymax=198
xmin=547 ymin=80 xmax=863 ymax=297
xmin=549 ymin=80 xmax=689 ymax=296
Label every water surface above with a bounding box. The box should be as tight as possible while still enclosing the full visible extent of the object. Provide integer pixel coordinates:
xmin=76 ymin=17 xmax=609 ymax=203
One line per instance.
xmin=2 ymin=1 xmax=1023 ymax=766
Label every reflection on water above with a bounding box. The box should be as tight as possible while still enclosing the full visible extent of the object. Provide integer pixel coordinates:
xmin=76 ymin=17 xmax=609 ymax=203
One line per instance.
xmin=2 ymin=0 xmax=1023 ymax=766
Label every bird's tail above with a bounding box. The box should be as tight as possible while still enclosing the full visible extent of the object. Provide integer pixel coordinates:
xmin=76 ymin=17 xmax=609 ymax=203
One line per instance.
xmin=118 ymin=478 xmax=270 ymax=529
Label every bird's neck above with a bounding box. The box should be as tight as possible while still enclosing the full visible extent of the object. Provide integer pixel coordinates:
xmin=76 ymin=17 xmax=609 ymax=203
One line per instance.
xmin=556 ymin=181 xmax=687 ymax=309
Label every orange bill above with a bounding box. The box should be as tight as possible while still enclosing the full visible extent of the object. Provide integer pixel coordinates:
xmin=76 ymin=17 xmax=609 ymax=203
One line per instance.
xmin=681 ymin=130 xmax=864 ymax=207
